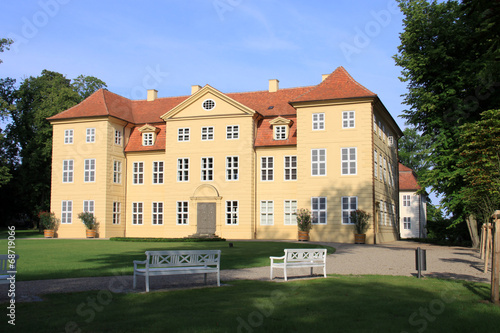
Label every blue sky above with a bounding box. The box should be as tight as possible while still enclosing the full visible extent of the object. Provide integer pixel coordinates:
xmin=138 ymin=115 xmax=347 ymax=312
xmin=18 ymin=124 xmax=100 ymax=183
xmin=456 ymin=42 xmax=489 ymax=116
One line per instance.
xmin=1 ymin=0 xmax=408 ymax=129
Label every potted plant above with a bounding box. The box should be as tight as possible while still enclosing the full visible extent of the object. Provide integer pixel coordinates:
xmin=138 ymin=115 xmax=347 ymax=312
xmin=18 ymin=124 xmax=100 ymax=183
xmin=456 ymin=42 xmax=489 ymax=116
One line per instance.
xmin=38 ymin=211 xmax=59 ymax=238
xmin=351 ymin=209 xmax=371 ymax=244
xmin=296 ymin=208 xmax=313 ymax=241
xmin=78 ymin=211 xmax=98 ymax=238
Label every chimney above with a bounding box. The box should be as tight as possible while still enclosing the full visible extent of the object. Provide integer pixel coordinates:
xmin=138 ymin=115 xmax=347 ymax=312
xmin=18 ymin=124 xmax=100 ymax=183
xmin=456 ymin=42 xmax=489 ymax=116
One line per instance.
xmin=269 ymin=79 xmax=279 ymax=93
xmin=191 ymin=85 xmax=202 ymax=95
xmin=147 ymin=89 xmax=158 ymax=101
xmin=322 ymin=74 xmax=330 ymax=82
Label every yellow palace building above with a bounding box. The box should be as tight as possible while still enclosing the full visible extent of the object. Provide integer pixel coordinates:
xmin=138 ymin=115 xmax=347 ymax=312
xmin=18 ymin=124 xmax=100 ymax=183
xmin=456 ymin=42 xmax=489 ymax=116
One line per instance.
xmin=48 ymin=67 xmax=402 ymax=244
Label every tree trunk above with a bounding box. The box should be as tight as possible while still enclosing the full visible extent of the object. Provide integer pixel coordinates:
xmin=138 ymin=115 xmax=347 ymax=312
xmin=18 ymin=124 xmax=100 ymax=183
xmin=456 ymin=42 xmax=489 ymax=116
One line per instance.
xmin=466 ymin=215 xmax=480 ymax=249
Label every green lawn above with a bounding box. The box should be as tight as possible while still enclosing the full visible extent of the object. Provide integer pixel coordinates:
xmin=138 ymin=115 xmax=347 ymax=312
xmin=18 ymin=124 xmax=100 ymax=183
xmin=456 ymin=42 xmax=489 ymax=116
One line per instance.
xmin=0 ymin=228 xmax=43 ymax=239
xmin=0 ymin=239 xmax=334 ymax=281
xmin=3 ymin=276 xmax=499 ymax=332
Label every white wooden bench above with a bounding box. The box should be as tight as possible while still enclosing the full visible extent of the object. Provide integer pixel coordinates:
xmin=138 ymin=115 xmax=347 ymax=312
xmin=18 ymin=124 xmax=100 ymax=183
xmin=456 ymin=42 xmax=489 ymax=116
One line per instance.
xmin=133 ymin=250 xmax=221 ymax=292
xmin=0 ymin=255 xmax=19 ymax=285
xmin=270 ymin=249 xmax=327 ymax=281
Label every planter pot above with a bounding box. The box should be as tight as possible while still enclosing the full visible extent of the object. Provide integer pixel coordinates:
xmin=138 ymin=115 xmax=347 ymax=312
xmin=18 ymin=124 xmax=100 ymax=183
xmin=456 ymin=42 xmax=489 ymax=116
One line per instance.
xmin=354 ymin=234 xmax=366 ymax=244
xmin=86 ymin=229 xmax=96 ymax=238
xmin=44 ymin=229 xmax=55 ymax=238
xmin=298 ymin=230 xmax=310 ymax=241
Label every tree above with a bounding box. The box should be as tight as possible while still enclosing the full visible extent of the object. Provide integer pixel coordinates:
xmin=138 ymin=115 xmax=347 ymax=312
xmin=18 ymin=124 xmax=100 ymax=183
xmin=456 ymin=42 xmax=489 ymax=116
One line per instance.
xmin=458 ymin=109 xmax=500 ymax=247
xmin=0 ymin=70 xmax=107 ymax=226
xmin=72 ymin=75 xmax=107 ymax=100
xmin=0 ymin=38 xmax=13 ymax=64
xmin=394 ymin=0 xmax=500 ymax=232
xmin=398 ymin=127 xmax=431 ymax=179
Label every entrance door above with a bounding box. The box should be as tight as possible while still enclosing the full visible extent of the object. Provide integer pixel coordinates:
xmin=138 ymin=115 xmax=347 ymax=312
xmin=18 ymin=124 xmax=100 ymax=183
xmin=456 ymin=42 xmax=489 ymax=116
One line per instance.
xmin=197 ymin=203 xmax=216 ymax=235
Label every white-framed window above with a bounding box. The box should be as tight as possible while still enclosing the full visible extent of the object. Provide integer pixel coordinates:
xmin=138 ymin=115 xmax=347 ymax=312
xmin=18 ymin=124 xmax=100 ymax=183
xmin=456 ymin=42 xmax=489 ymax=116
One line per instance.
xmin=177 ymin=201 xmax=189 ymax=225
xmin=378 ymin=121 xmax=382 ymax=137
xmin=226 ymin=201 xmax=238 ymax=225
xmin=226 ymin=125 xmax=239 ymax=140
xmin=226 ymin=156 xmax=239 ymax=181
xmin=84 ymin=159 xmax=96 ymax=182
xmin=178 ymin=128 xmax=190 ymax=142
xmin=261 ymin=157 xmax=274 ymax=181
xmin=379 ymin=153 xmax=383 ymax=180
xmin=341 ymin=196 xmax=357 ymax=224
xmin=83 ymin=200 xmax=94 ymax=214
xmin=64 ymin=129 xmax=73 ymax=144
xmin=112 ymin=202 xmax=121 ymax=225
xmin=388 ymin=162 xmax=393 ymax=187
xmin=342 ymin=111 xmax=355 ymax=128
xmin=383 ymin=157 xmax=388 ymax=183
xmin=201 ymin=157 xmax=214 ymax=181
xmin=86 ymin=128 xmax=96 ymax=143
xmin=133 ymin=162 xmax=144 ymax=184
xmin=62 ymin=160 xmax=74 ymax=183
xmin=152 ymin=202 xmax=163 ymax=225
xmin=284 ymin=200 xmax=297 ymax=225
xmin=374 ymin=150 xmax=378 ymax=179
xmin=274 ymin=126 xmax=287 ymax=140
xmin=341 ymin=148 xmax=357 ymax=175
xmin=142 ymin=133 xmax=154 ymax=146
xmin=312 ymin=113 xmax=325 ymax=130
xmin=153 ymin=161 xmax=164 ymax=184
xmin=312 ymin=197 xmax=327 ymax=224
xmin=132 ymin=202 xmax=143 ymax=225
xmin=177 ymin=158 xmax=189 ymax=182
xmin=311 ymin=149 xmax=326 ymax=176
xmin=260 ymin=201 xmax=274 ymax=225
xmin=61 ymin=200 xmax=72 ymax=224
xmin=113 ymin=160 xmax=122 ymax=184
xmin=115 ymin=130 xmax=122 ymax=145
xmin=373 ymin=115 xmax=377 ymax=133
xmin=284 ymin=156 xmax=297 ymax=181
xmin=403 ymin=195 xmax=411 ymax=207
xmin=381 ymin=201 xmax=387 ymax=225
xmin=201 ymin=127 xmax=214 ymax=141
xmin=403 ymin=217 xmax=411 ymax=229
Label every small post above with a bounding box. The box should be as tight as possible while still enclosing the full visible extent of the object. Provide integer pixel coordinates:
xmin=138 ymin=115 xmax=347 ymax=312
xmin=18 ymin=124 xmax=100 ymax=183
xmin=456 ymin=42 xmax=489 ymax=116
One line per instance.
xmin=485 ymin=224 xmax=492 ymax=273
xmin=491 ymin=210 xmax=500 ymax=305
xmin=415 ymin=247 xmax=427 ymax=278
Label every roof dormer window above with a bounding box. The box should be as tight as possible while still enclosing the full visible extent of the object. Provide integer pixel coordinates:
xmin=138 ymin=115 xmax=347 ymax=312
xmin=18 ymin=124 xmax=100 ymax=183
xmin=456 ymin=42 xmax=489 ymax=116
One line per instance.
xmin=138 ymin=124 xmax=159 ymax=147
xmin=269 ymin=116 xmax=293 ymax=141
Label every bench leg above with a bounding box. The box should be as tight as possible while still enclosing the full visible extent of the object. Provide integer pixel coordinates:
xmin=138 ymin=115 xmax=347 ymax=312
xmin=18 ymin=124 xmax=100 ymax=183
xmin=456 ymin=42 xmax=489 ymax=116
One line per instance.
xmin=323 ymin=265 xmax=326 ymax=278
xmin=310 ymin=267 xmax=313 ymax=277
xmin=204 ymin=273 xmax=207 ymax=285
xmin=145 ymin=275 xmax=149 ymax=293
xmin=284 ymin=266 xmax=288 ymax=282
xmin=133 ymin=272 xmax=136 ymax=289
xmin=217 ymin=271 xmax=220 ymax=287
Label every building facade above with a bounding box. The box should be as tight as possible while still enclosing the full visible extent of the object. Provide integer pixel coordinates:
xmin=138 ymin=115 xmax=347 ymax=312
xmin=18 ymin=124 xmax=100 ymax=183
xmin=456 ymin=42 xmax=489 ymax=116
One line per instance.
xmin=48 ymin=67 xmax=402 ymax=243
xmin=399 ymin=163 xmax=427 ymax=239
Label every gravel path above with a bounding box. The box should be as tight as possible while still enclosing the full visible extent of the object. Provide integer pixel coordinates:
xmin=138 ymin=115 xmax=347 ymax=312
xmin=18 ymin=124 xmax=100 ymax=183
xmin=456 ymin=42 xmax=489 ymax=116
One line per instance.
xmin=1 ymin=241 xmax=491 ymax=302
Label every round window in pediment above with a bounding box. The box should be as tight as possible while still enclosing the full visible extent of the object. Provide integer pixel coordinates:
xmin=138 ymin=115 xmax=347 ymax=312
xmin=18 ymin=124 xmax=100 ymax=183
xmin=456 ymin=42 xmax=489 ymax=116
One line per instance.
xmin=202 ymin=99 xmax=216 ymax=110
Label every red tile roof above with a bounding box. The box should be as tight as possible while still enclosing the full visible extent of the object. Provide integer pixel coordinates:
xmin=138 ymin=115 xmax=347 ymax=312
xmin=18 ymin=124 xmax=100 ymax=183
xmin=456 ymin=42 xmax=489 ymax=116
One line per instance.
xmin=255 ymin=116 xmax=297 ymax=147
xmin=399 ymin=163 xmax=421 ymax=191
xmin=125 ymin=124 xmax=166 ymax=152
xmin=291 ymin=66 xmax=376 ymax=103
xmin=48 ymin=67 xmax=386 ymax=149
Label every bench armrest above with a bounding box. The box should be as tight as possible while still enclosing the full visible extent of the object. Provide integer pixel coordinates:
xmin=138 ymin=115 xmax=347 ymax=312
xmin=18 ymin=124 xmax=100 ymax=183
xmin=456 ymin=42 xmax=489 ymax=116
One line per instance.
xmin=270 ymin=256 xmax=285 ymax=264
xmin=133 ymin=260 xmax=147 ymax=269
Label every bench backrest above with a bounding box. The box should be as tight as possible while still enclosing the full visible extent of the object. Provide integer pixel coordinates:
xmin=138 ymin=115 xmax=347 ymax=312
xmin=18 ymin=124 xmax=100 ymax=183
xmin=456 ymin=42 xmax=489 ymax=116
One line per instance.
xmin=0 ymin=255 xmax=19 ymax=274
xmin=284 ymin=249 xmax=326 ymax=263
xmin=145 ymin=250 xmax=221 ymax=268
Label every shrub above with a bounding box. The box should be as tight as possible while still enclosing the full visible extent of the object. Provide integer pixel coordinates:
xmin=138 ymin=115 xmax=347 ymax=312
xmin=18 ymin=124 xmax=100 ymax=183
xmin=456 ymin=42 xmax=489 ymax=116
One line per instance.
xmin=78 ymin=212 xmax=97 ymax=230
xmin=350 ymin=209 xmax=371 ymax=234
xmin=38 ymin=211 xmax=58 ymax=230
xmin=296 ymin=208 xmax=313 ymax=232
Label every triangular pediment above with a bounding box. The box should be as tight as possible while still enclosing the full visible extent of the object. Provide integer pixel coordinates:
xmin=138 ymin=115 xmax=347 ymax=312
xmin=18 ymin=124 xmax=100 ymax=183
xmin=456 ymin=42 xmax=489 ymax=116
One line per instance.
xmin=138 ymin=124 xmax=158 ymax=132
xmin=269 ymin=116 xmax=293 ymax=126
xmin=160 ymin=85 xmax=257 ymax=120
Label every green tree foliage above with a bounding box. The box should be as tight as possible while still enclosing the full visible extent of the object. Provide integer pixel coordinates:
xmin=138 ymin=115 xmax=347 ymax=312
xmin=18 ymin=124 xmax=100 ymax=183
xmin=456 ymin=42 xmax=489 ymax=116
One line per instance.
xmin=72 ymin=75 xmax=107 ymax=100
xmin=398 ymin=127 xmax=431 ymax=179
xmin=0 ymin=70 xmax=107 ymax=226
xmin=0 ymin=38 xmax=13 ymax=64
xmin=458 ymin=109 xmax=500 ymax=223
xmin=394 ymin=0 xmax=500 ymax=228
